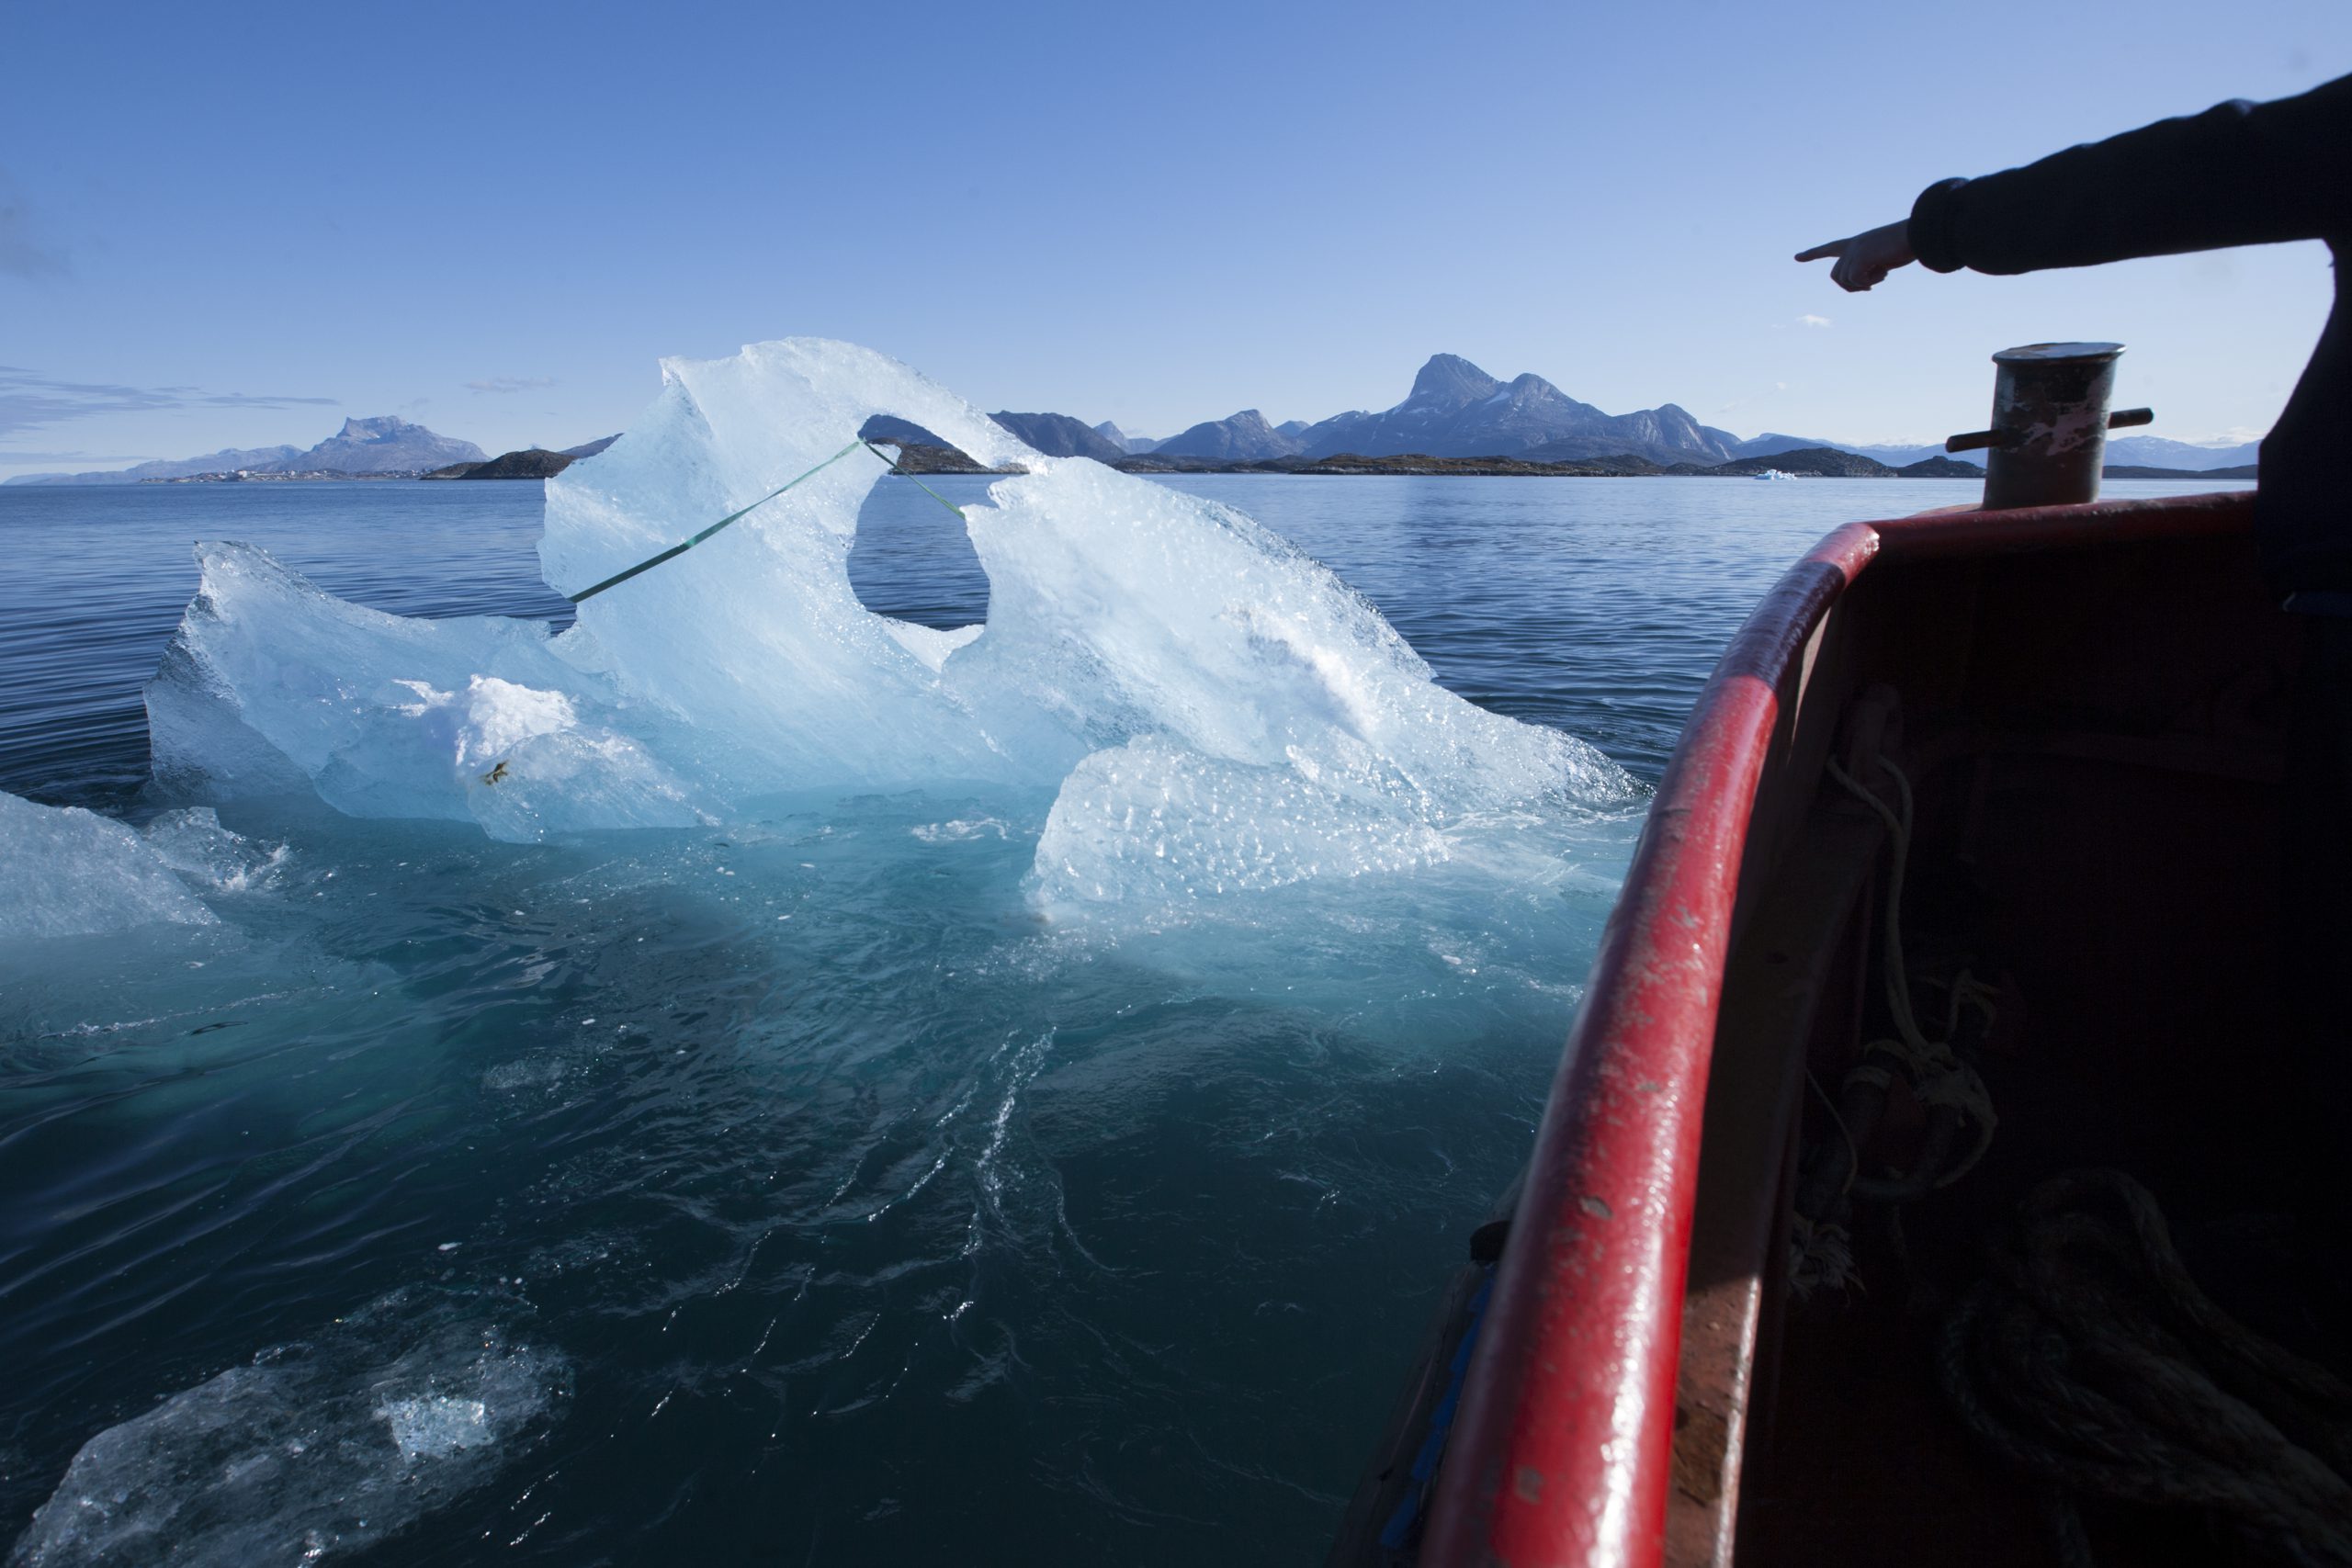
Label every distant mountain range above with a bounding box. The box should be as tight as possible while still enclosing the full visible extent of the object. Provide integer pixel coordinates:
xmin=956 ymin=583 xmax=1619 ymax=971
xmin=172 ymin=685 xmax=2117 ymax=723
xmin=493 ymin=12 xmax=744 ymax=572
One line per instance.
xmin=2101 ymin=434 xmax=2261 ymax=469
xmin=855 ymin=412 xmax=1130 ymax=463
xmin=986 ymin=412 xmax=1127 ymax=463
xmin=1134 ymin=355 xmax=1746 ymax=468
xmin=1156 ymin=409 xmax=1302 ymax=462
xmin=4 ymin=359 xmax=2264 ymax=488
xmin=1092 ymin=421 xmax=1160 ymax=455
xmin=6 ymin=417 xmax=486 ymax=484
xmin=1128 ymin=358 xmax=2258 ymax=472
xmin=1730 ymin=429 xmax=2260 ymax=472
xmin=1317 ymin=355 xmax=1744 ymax=466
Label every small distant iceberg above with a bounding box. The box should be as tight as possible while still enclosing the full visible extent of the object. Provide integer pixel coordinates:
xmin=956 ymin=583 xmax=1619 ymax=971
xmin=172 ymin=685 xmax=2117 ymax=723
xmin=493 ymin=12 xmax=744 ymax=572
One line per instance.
xmin=1752 ymin=468 xmax=1798 ymax=480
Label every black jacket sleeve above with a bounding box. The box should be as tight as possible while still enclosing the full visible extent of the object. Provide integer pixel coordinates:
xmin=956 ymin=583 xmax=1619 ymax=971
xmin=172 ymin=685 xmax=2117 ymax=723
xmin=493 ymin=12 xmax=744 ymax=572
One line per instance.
xmin=1909 ymin=73 xmax=2352 ymax=276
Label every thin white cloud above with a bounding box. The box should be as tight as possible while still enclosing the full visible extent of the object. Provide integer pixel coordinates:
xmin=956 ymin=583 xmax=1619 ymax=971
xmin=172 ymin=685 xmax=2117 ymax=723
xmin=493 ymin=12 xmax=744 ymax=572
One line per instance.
xmin=467 ymin=376 xmax=555 ymax=394
xmin=1798 ymin=314 xmax=1831 ymax=329
xmin=0 ymin=367 xmax=337 ymax=439
xmin=0 ymin=448 xmax=153 ymax=462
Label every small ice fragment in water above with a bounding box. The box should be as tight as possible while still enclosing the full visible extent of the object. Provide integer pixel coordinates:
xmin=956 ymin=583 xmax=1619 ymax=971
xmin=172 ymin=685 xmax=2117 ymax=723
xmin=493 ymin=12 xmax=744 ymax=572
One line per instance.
xmin=9 ymin=1291 xmax=566 ymax=1567
xmin=0 ymin=789 xmax=216 ymax=939
xmin=377 ymin=1394 xmax=491 ymax=1459
xmin=141 ymin=807 xmax=288 ymax=893
xmin=910 ymin=818 xmax=1012 ymax=843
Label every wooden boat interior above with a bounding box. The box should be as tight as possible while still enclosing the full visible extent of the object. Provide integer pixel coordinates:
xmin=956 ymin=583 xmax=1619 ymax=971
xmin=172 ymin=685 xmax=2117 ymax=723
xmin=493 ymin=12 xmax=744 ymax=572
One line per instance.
xmin=1681 ymin=489 xmax=2339 ymax=1565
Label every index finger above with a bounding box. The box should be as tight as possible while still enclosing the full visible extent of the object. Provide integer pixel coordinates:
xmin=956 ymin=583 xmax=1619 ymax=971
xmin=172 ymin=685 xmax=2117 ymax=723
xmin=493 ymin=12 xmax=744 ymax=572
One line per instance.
xmin=1793 ymin=242 xmax=1845 ymax=263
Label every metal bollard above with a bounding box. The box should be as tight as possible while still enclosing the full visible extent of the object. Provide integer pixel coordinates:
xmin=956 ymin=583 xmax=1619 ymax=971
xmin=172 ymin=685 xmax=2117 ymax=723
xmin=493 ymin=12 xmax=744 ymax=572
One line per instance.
xmin=1945 ymin=342 xmax=2154 ymax=510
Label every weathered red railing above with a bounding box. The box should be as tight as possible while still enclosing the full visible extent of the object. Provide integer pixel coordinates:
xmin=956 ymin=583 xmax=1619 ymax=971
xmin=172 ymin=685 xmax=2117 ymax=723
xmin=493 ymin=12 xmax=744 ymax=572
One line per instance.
xmin=1419 ymin=489 xmax=2257 ymax=1568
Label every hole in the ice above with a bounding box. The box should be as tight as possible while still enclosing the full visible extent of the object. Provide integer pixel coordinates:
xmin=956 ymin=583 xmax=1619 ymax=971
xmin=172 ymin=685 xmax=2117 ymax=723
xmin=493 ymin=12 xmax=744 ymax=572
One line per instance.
xmin=848 ymin=416 xmax=991 ymax=632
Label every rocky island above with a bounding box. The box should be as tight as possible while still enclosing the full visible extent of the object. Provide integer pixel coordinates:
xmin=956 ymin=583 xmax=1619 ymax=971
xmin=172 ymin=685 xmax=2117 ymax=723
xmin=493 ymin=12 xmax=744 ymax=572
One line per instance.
xmin=423 ymin=435 xmax=618 ymax=480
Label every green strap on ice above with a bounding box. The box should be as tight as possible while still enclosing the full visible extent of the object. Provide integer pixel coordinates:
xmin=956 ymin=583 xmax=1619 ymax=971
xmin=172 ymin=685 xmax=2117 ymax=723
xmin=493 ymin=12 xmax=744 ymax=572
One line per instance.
xmin=564 ymin=438 xmax=872 ymax=604
xmin=859 ymin=440 xmax=974 ymax=525
xmin=566 ymin=436 xmax=981 ymax=604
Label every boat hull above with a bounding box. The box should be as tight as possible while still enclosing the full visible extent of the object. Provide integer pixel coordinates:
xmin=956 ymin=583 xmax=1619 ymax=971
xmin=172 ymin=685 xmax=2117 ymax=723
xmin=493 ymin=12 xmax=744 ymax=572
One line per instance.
xmin=1389 ymin=490 xmax=2313 ymax=1567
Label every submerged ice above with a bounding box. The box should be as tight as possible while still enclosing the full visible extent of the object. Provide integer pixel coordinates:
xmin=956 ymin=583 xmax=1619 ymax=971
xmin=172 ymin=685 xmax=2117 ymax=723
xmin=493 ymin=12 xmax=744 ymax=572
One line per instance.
xmin=144 ymin=339 xmax=1632 ymax=898
xmin=0 ymin=793 xmax=289 ymax=939
xmin=9 ymin=1292 xmax=565 ymax=1567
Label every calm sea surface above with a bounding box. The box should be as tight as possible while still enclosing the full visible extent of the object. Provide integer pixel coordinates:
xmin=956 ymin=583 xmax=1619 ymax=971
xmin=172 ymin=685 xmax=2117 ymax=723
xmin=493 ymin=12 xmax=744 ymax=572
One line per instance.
xmin=0 ymin=474 xmax=2241 ymax=1565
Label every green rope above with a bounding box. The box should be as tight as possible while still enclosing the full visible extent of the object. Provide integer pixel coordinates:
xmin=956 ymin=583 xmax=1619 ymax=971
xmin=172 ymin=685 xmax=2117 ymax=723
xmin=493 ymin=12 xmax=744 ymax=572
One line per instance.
xmin=564 ymin=438 xmax=870 ymax=604
xmin=562 ymin=435 xmax=983 ymax=605
xmin=861 ymin=440 xmax=972 ymax=523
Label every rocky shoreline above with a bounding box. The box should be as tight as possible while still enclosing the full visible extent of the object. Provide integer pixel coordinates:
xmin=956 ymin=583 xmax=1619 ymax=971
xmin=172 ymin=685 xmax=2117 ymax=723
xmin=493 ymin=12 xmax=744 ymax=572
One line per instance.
xmin=138 ymin=443 xmax=2257 ymax=486
xmin=886 ymin=441 xmax=2246 ymax=483
xmin=421 ymin=448 xmax=578 ymax=480
xmin=144 ymin=468 xmax=427 ymax=482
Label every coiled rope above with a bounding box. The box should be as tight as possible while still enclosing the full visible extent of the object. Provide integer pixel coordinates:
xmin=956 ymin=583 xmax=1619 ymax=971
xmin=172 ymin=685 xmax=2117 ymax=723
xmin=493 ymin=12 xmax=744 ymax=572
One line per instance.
xmin=1802 ymin=756 xmax=2350 ymax=1561
xmin=1791 ymin=754 xmax=2001 ymax=1296
xmin=1825 ymin=753 xmax=2001 ymax=1189
xmin=1940 ymin=1169 xmax=2352 ymax=1566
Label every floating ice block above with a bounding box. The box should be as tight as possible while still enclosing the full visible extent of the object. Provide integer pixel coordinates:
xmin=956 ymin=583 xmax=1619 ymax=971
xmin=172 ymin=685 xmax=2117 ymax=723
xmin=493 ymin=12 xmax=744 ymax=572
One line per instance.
xmin=147 ymin=339 xmax=1633 ymax=888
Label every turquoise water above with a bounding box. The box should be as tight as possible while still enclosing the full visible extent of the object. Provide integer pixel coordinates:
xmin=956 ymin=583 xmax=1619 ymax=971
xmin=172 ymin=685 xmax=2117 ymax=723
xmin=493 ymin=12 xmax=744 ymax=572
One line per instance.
xmin=0 ymin=475 xmax=2241 ymax=1564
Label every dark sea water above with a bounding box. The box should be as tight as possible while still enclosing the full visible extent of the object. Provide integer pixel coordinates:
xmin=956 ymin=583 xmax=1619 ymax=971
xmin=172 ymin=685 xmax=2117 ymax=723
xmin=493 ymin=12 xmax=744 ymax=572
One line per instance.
xmin=0 ymin=474 xmax=2242 ymax=1566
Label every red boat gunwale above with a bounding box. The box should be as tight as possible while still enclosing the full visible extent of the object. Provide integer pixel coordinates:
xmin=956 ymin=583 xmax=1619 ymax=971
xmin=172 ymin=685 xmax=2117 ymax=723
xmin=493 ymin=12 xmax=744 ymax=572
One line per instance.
xmin=1419 ymin=489 xmax=2260 ymax=1568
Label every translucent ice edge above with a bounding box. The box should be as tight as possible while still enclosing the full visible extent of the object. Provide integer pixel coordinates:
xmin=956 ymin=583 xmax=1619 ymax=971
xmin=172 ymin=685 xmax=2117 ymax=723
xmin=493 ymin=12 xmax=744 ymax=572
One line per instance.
xmin=145 ymin=338 xmax=1635 ymax=904
xmin=0 ymin=792 xmax=289 ymax=941
xmin=10 ymin=1290 xmax=566 ymax=1568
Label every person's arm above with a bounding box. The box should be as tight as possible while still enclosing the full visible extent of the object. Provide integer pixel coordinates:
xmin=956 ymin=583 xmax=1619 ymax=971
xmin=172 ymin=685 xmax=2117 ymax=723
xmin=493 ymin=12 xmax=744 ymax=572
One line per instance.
xmin=1799 ymin=73 xmax=2352 ymax=289
xmin=1912 ymin=73 xmax=2350 ymax=276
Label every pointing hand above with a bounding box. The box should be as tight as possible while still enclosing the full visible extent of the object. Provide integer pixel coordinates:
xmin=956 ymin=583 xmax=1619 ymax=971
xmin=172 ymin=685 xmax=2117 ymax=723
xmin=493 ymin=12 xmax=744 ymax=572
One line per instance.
xmin=1795 ymin=220 xmax=1918 ymax=292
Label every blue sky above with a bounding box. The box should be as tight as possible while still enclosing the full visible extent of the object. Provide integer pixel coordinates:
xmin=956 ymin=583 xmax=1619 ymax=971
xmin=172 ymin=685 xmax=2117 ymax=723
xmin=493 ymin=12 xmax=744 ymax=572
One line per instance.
xmin=3 ymin=0 xmax=2345 ymax=478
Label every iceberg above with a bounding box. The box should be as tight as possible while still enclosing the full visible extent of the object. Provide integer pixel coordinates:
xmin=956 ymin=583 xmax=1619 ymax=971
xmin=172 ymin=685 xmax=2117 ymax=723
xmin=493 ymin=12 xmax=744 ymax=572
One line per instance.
xmin=146 ymin=339 xmax=1632 ymax=891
